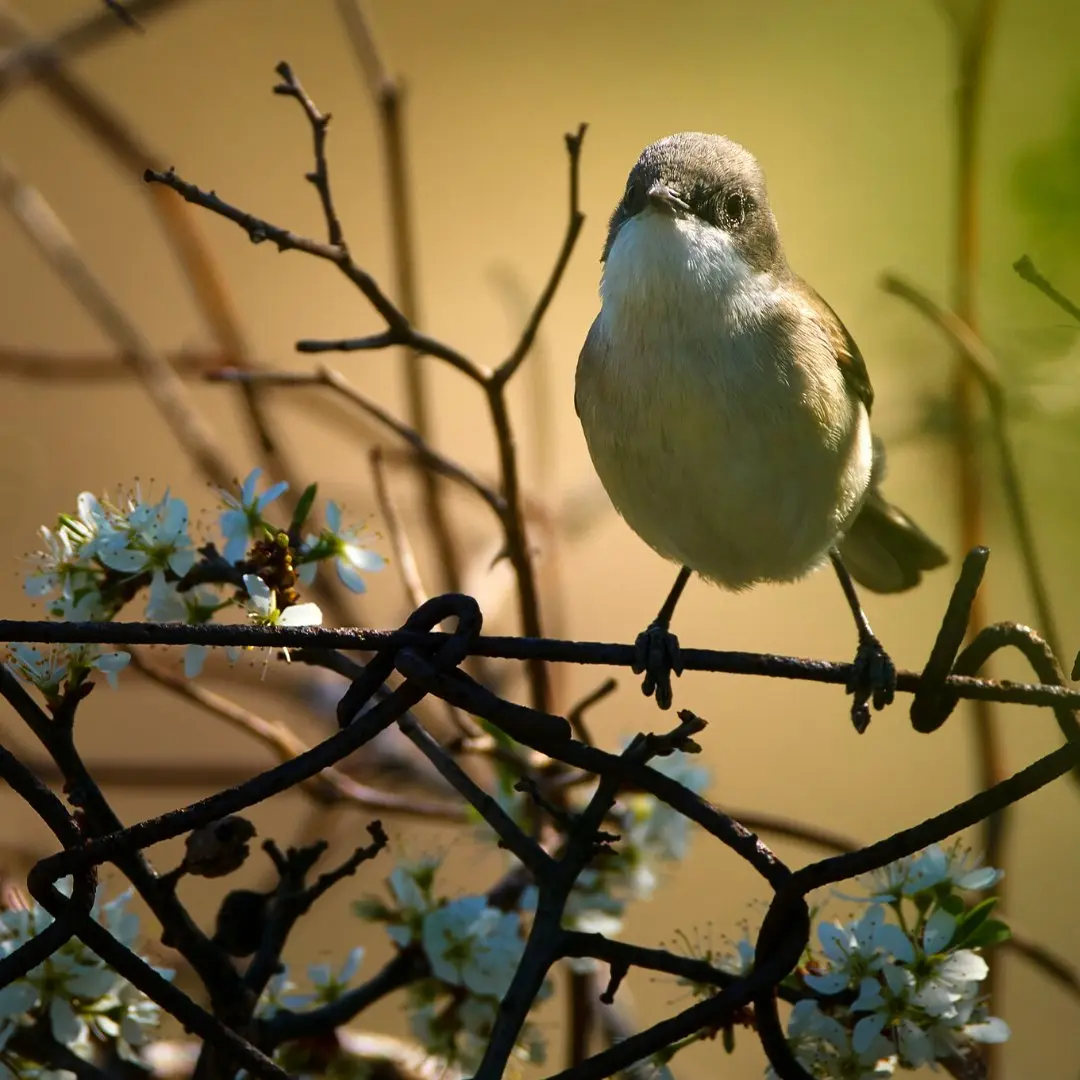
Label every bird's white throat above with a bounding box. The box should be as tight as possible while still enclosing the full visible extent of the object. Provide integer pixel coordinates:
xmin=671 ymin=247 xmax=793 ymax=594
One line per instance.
xmin=599 ymin=210 xmax=777 ymax=338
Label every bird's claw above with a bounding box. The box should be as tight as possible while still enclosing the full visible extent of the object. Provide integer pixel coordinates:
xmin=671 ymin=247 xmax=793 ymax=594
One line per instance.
xmin=846 ymin=634 xmax=897 ymax=733
xmin=632 ymin=621 xmax=683 ymax=710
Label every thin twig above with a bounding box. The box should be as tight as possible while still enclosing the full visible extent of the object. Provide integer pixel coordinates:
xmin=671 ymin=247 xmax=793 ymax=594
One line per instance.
xmin=370 ymin=444 xmax=480 ymax=738
xmin=396 ymin=711 xmax=552 ymax=876
xmin=210 ymin=366 xmax=505 ymax=515
xmin=369 ymin=447 xmax=428 ymax=610
xmin=881 ymin=275 xmax=1062 ymax=662
xmin=0 ymin=346 xmax=227 ymax=379
xmin=128 ymin=649 xmax=464 ymax=821
xmin=0 ymin=156 xmax=234 ymax=489
xmin=492 ymin=123 xmax=587 ymax=386
xmin=564 ymin=677 xmax=617 ymax=746
xmin=1014 ymin=254 xmax=1080 ymax=324
xmin=0 ymin=0 xmax=188 ymax=103
xmin=143 ymin=166 xmax=488 ymax=383
xmin=335 ymin=0 xmax=464 ymax=593
xmin=100 ymin=0 xmax=142 ymax=32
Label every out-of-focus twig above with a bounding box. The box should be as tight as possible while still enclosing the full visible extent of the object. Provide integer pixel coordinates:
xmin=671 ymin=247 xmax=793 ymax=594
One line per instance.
xmin=0 ymin=156 xmax=234 ymax=489
xmin=100 ymin=0 xmax=143 ymax=32
xmin=0 ymin=5 xmax=359 ymax=629
xmin=0 ymin=0 xmax=187 ymax=103
xmin=335 ymin=0 xmax=463 ymax=593
xmin=370 ymin=443 xmax=480 ymax=737
xmin=881 ymin=274 xmax=1062 ymax=662
xmin=211 ymin=367 xmax=504 ymax=515
xmin=0 ymin=346 xmax=227 ymax=379
xmin=128 ymin=649 xmax=464 ymax=821
xmin=944 ymin=6 xmax=1004 ymax=1068
xmin=1014 ymin=254 xmax=1080 ymax=325
xmin=947 ymin=0 xmax=1004 ymax=869
xmin=369 ymin=446 xmax=427 ymax=610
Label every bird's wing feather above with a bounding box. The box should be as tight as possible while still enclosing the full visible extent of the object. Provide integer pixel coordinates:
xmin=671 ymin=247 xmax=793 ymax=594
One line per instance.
xmin=791 ymin=278 xmax=875 ymax=415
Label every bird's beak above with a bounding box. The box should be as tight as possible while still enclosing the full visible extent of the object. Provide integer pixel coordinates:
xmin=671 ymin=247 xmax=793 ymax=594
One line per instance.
xmin=646 ymin=181 xmax=689 ymax=214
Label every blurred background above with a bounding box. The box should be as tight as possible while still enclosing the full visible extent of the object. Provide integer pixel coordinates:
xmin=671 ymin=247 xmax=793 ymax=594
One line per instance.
xmin=1 ymin=0 xmax=1079 ymax=1076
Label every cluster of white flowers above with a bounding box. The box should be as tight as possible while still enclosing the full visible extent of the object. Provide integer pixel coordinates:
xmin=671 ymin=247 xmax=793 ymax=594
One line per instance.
xmin=0 ymin=883 xmax=170 ymax=1078
xmin=772 ymin=842 xmax=1010 ymax=1078
xmin=353 ymin=858 xmax=546 ymax=1071
xmin=8 ymin=470 xmax=385 ymax=692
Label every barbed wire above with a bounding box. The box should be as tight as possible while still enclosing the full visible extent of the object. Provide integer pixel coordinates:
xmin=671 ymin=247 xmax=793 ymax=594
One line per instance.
xmin=0 ymin=546 xmax=1077 ymax=1080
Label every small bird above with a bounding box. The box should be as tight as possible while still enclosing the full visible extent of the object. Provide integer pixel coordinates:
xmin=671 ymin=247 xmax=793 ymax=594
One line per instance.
xmin=575 ymin=132 xmax=947 ymax=729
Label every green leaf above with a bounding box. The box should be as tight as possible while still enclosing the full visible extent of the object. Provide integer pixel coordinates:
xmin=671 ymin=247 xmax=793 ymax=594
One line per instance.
xmin=962 ymin=918 xmax=1012 ymax=950
xmin=722 ymin=1025 xmax=736 ymax=1054
xmin=951 ymin=896 xmax=999 ymax=946
xmin=352 ymin=896 xmax=392 ymax=922
xmin=937 ymin=892 xmax=966 ymax=917
xmin=289 ymin=483 xmax=318 ymax=534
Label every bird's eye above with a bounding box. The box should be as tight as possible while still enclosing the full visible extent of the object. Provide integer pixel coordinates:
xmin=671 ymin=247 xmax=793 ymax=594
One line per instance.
xmin=624 ymin=178 xmax=641 ymax=210
xmin=723 ymin=191 xmax=747 ymax=226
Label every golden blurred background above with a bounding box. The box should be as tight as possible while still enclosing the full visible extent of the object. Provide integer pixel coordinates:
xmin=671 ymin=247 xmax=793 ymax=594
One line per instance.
xmin=1 ymin=0 xmax=1079 ymax=1076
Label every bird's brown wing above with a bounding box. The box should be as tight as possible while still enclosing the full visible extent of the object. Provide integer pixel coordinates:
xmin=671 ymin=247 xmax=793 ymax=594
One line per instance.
xmin=791 ymin=277 xmax=875 ymax=415
xmin=787 ymin=279 xmax=949 ymax=590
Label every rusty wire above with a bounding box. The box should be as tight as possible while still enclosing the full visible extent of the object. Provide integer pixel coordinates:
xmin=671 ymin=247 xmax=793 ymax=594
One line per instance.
xmin=0 ymin=550 xmax=1077 ymax=1080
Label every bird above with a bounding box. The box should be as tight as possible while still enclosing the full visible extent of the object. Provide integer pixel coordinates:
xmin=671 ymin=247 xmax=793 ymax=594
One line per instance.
xmin=574 ymin=132 xmax=947 ymax=730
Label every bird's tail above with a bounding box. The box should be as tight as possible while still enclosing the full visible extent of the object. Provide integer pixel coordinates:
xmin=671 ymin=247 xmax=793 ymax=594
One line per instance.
xmin=838 ymin=439 xmax=949 ymax=594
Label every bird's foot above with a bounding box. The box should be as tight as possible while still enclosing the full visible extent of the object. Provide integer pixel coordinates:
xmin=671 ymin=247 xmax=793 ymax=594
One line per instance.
xmin=632 ymin=621 xmax=683 ymax=710
xmin=846 ymin=634 xmax=897 ymax=733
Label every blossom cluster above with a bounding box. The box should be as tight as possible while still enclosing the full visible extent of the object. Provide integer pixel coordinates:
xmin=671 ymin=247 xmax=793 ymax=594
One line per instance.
xmin=674 ymin=841 xmax=1006 ymax=1080
xmin=351 ymin=858 xmax=546 ymax=1071
xmin=0 ymin=883 xmax=170 ymax=1078
xmin=8 ymin=470 xmax=384 ymax=697
xmin=781 ymin=842 xmax=1009 ymax=1077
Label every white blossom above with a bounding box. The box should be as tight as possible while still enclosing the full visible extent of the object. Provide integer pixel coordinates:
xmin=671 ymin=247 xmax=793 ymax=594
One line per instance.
xmin=0 ymin=887 xmax=169 ymax=1072
xmin=279 ymin=947 xmax=364 ymax=1010
xmin=307 ymin=501 xmax=385 ymax=593
xmin=421 ymin=897 xmax=523 ymax=997
xmin=218 ymin=468 xmax=289 ymax=563
xmin=803 ymin=905 xmax=914 ymax=996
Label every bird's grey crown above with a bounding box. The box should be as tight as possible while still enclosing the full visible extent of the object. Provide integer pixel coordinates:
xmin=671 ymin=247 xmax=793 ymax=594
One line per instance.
xmin=602 ymin=132 xmax=786 ymax=275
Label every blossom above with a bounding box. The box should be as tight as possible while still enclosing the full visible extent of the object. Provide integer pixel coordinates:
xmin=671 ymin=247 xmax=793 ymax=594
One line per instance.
xmin=87 ymin=649 xmax=130 ymax=689
xmin=322 ymin=501 xmax=385 ymax=592
xmin=803 ymin=905 xmax=914 ymax=995
xmin=355 ymin=856 xmax=441 ymax=947
xmin=279 ymin=947 xmax=364 ymax=1010
xmin=24 ymin=523 xmax=91 ymax=600
xmin=296 ymin=500 xmax=385 ymax=592
xmin=717 ymin=931 xmax=755 ymax=978
xmin=778 ymin=999 xmax=896 ymax=1080
xmin=904 ymin=843 xmax=1003 ymax=896
xmin=95 ymin=492 xmax=195 ymax=579
xmin=218 ymin=468 xmax=289 ymax=563
xmin=421 ymin=897 xmax=523 ymax=997
xmin=852 ymin=843 xmax=1003 ymax=903
xmin=0 ymin=886 xmax=169 ymax=1071
xmin=5 ymin=643 xmax=130 ymax=699
xmin=242 ymin=574 xmax=321 ymax=630
xmin=4 ymin=645 xmax=68 ymax=702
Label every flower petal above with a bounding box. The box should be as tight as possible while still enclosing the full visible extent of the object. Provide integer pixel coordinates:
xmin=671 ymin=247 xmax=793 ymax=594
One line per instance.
xmin=279 ymin=603 xmax=322 ymax=627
